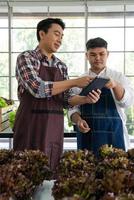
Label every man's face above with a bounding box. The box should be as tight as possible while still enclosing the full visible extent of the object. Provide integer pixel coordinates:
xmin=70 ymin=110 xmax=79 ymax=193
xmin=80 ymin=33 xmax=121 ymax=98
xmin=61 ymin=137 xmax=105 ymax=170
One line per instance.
xmin=39 ymin=23 xmax=64 ymax=53
xmin=86 ymin=47 xmax=109 ymax=73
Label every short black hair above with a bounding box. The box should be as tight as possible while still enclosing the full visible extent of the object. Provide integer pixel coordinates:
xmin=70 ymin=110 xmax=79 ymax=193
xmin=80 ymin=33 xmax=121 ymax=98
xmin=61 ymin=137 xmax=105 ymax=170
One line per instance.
xmin=36 ymin=18 xmax=65 ymax=41
xmin=86 ymin=37 xmax=108 ymax=51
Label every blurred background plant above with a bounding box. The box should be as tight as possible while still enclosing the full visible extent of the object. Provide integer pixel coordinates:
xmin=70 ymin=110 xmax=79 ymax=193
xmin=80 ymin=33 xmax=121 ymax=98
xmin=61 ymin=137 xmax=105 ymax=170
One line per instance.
xmin=9 ymin=110 xmax=16 ymax=129
xmin=64 ymin=109 xmax=73 ymax=132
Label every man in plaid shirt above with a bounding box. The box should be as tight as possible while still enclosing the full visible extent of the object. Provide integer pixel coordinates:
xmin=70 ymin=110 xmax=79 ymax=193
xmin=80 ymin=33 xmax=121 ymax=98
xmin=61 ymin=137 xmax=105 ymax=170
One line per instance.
xmin=13 ymin=18 xmax=101 ymax=172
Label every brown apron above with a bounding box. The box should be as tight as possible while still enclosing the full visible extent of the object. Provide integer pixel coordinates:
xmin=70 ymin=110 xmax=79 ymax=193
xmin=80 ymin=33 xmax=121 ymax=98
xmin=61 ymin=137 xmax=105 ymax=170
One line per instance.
xmin=13 ymin=65 xmax=64 ymax=171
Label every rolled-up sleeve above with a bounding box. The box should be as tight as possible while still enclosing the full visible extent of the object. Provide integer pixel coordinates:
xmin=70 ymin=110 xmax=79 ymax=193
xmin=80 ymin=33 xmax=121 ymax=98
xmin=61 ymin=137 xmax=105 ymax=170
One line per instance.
xmin=67 ymin=86 xmax=81 ymax=117
xmin=16 ymin=53 xmax=53 ymax=98
xmin=114 ymin=75 xmax=134 ymax=108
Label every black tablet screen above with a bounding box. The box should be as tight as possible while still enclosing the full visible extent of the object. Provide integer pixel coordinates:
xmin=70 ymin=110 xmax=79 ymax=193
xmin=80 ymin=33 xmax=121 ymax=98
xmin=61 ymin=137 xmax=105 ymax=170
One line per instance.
xmin=80 ymin=77 xmax=109 ymax=96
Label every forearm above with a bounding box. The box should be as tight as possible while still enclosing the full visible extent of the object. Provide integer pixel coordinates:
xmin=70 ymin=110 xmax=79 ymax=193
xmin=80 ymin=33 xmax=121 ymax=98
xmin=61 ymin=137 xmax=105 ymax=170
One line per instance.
xmin=113 ymin=82 xmax=125 ymax=101
xmin=69 ymin=89 xmax=101 ymax=106
xmin=106 ymin=78 xmax=125 ymax=101
xmin=52 ymin=76 xmax=91 ymax=96
xmin=52 ymin=79 xmax=77 ymax=96
xmin=69 ymin=95 xmax=88 ymax=106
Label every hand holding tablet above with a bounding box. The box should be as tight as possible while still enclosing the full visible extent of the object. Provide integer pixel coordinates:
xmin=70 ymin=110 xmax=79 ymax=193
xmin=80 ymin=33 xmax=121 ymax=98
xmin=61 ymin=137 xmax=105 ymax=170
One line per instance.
xmin=80 ymin=77 xmax=110 ymax=96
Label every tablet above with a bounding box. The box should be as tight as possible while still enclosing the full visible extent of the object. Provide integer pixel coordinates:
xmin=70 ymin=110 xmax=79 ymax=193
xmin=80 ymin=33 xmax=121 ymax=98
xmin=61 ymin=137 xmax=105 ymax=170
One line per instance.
xmin=80 ymin=77 xmax=110 ymax=96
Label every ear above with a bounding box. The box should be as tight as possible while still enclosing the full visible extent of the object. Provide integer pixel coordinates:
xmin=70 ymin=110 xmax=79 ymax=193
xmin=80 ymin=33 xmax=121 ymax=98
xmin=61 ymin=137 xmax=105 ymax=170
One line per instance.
xmin=86 ymin=52 xmax=88 ymax=60
xmin=39 ymin=30 xmax=46 ymax=40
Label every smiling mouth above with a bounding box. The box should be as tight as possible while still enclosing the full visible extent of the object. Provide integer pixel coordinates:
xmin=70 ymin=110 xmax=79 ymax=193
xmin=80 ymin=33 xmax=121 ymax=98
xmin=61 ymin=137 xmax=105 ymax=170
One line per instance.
xmin=55 ymin=44 xmax=60 ymax=49
xmin=95 ymin=62 xmax=102 ymax=65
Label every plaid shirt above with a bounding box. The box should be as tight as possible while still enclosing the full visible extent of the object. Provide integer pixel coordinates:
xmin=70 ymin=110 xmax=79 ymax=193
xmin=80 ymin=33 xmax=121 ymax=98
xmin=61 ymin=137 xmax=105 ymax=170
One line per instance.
xmin=16 ymin=46 xmax=73 ymax=108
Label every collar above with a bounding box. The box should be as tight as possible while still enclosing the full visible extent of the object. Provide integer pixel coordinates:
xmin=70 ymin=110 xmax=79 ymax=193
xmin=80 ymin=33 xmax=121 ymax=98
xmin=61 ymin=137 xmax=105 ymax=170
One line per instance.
xmin=35 ymin=46 xmax=56 ymax=61
xmin=89 ymin=67 xmax=107 ymax=77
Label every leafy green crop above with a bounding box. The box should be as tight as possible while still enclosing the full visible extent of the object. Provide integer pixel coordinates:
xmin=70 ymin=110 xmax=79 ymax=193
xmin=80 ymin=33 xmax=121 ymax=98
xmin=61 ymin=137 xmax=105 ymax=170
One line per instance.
xmin=0 ymin=149 xmax=52 ymax=200
xmin=52 ymin=145 xmax=134 ymax=200
xmin=9 ymin=110 xmax=16 ymax=128
xmin=0 ymin=97 xmax=8 ymax=108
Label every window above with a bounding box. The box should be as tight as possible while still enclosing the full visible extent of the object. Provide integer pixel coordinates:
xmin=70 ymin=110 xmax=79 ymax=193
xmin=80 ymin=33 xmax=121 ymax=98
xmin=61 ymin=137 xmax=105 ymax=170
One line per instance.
xmin=0 ymin=0 xmax=134 ymax=135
